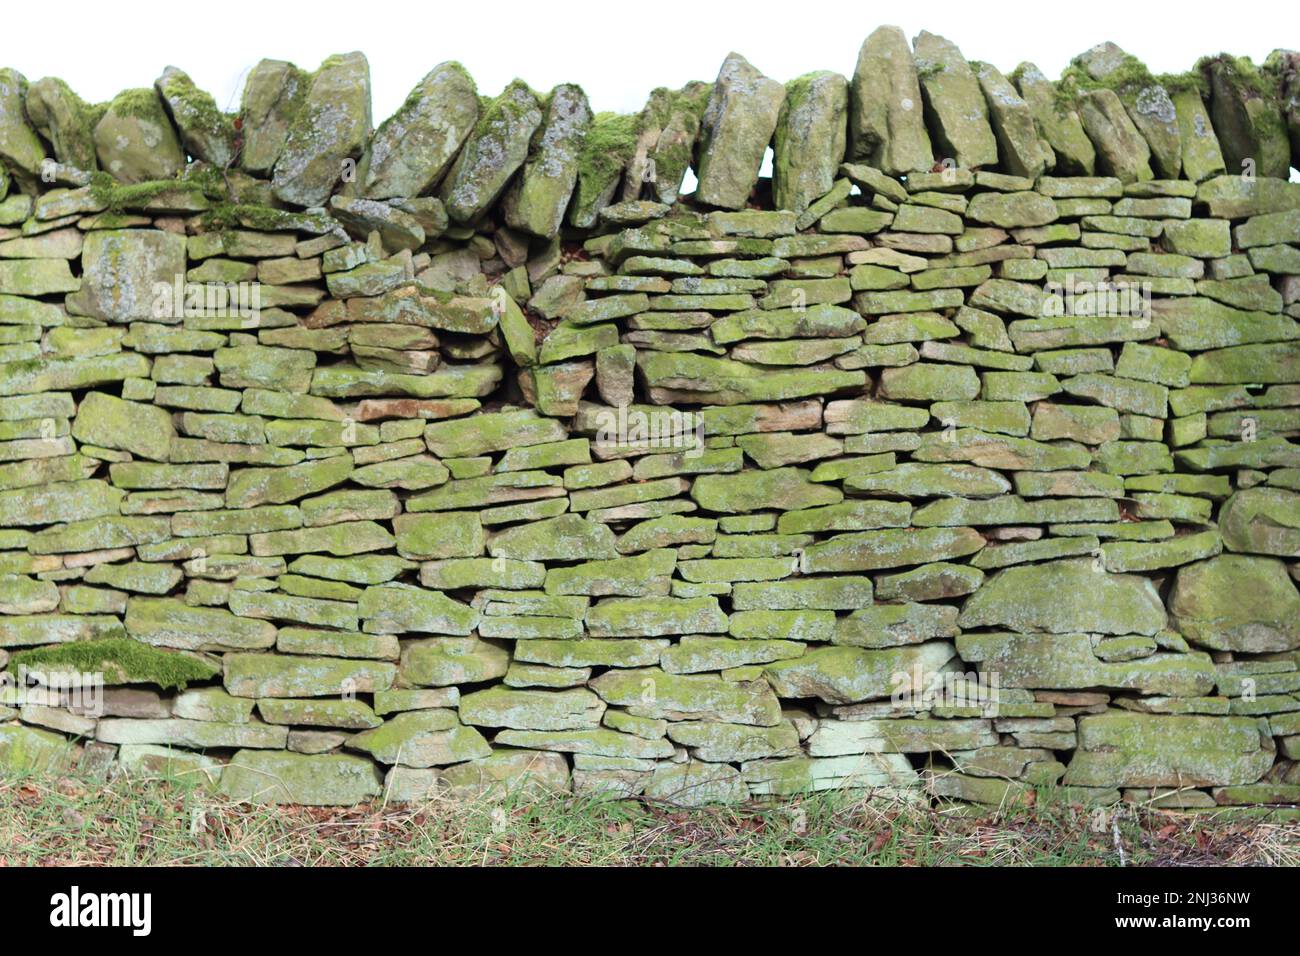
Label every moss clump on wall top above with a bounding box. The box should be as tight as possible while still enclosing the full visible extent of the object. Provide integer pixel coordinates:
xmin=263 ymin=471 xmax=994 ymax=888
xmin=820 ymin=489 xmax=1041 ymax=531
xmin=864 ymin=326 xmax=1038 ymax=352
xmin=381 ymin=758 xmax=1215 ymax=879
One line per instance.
xmin=11 ymin=639 xmax=220 ymax=690
xmin=576 ymin=111 xmax=641 ymax=186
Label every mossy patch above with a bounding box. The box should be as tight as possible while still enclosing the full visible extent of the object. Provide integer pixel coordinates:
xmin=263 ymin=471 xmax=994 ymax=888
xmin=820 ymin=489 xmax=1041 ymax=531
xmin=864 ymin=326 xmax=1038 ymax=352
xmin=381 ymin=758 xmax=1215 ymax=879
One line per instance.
xmin=10 ymin=638 xmax=219 ymax=690
xmin=575 ymin=112 xmax=640 ymax=192
xmin=109 ymin=87 xmax=167 ymax=121
xmin=200 ymin=201 xmax=323 ymax=231
xmin=156 ymin=68 xmax=230 ymax=135
xmin=88 ymin=171 xmax=213 ymax=211
xmin=1196 ymin=53 xmax=1281 ymax=100
xmin=1157 ymin=70 xmax=1210 ymax=98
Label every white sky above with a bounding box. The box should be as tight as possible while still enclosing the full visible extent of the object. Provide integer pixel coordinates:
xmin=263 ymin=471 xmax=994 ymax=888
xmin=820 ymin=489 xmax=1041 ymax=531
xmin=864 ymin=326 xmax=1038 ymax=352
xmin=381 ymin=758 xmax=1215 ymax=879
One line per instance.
xmin=6 ymin=0 xmax=1297 ymax=122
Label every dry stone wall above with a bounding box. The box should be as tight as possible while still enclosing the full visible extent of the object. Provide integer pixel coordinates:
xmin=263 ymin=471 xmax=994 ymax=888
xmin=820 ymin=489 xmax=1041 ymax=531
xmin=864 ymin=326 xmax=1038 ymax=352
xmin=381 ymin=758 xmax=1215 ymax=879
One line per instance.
xmin=1 ymin=30 xmax=1300 ymax=808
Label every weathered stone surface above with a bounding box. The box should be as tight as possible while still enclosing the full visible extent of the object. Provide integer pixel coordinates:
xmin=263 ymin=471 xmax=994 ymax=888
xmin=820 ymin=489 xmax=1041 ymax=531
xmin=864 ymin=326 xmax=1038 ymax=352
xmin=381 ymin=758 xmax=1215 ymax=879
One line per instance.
xmin=848 ymin=26 xmax=933 ymax=176
xmin=440 ymin=80 xmax=542 ymax=223
xmin=959 ymin=558 xmax=1166 ymax=635
xmin=459 ymin=687 xmax=605 ymax=731
xmin=692 ymin=467 xmax=841 ymax=513
xmin=802 ymin=527 xmax=985 ymax=573
xmin=1219 ymin=488 xmax=1300 ymax=556
xmin=1013 ymin=63 xmax=1096 ymax=175
xmin=219 ymin=750 xmax=383 ymax=805
xmin=66 ymin=229 xmax=187 ymax=323
xmin=1076 ymin=88 xmax=1153 ymax=183
xmin=590 ymin=667 xmax=781 ymax=725
xmin=773 ymin=71 xmax=847 ymax=216
xmin=957 ymin=631 xmax=1215 ymax=697
xmin=401 ymin=637 xmax=510 ymax=687
xmin=358 ymin=584 xmax=478 ymax=635
xmin=644 ymin=761 xmax=747 ymax=806
xmin=238 ymin=59 xmax=310 ymax=175
xmin=1072 ymin=43 xmax=1181 ymax=179
xmin=272 ymin=52 xmax=372 ymax=207
xmin=0 ymin=724 xmax=77 ymax=773
xmin=93 ymin=88 xmax=184 ymax=183
xmin=155 ymin=66 xmax=235 ymax=166
xmin=72 ymin=391 xmax=174 ymax=461
xmin=1170 ymin=86 xmax=1225 ymax=183
xmin=1170 ymin=555 xmax=1300 ymax=652
xmin=696 ymin=53 xmax=785 ymax=210
xmin=25 ymin=77 xmax=97 ymax=172
xmin=0 ymin=69 xmax=49 ymax=189
xmin=1064 ymin=714 xmax=1272 ymax=788
xmin=503 ymin=84 xmax=592 ymax=238
xmin=362 ymin=62 xmax=479 ymax=199
xmin=224 ymin=653 xmax=395 ymax=698
xmin=348 ymin=710 xmax=490 ymax=767
xmin=0 ymin=479 xmax=122 ymax=528
xmin=1204 ymin=55 xmax=1291 ymax=180
xmin=974 ymin=61 xmax=1049 ymax=178
xmin=586 ymin=597 xmax=727 ymax=637
xmin=438 ymin=749 xmax=571 ymax=800
xmin=913 ymin=31 xmax=998 ymax=168
xmin=763 ymin=643 xmax=957 ymax=704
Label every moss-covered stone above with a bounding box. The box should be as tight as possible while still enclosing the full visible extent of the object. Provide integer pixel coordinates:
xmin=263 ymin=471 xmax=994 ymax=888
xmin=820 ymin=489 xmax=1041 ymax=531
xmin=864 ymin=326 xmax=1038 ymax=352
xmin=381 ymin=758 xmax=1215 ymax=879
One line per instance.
xmin=692 ymin=466 xmax=841 ymax=513
xmin=439 ymin=80 xmax=541 ymax=223
xmin=24 ymin=76 xmax=97 ymax=172
xmin=1064 ymin=713 xmax=1272 ymax=788
xmin=973 ymin=61 xmax=1049 ymax=178
xmin=802 ymin=526 xmax=985 ymax=573
xmin=764 ymin=642 xmax=957 ymax=704
xmin=772 ymin=71 xmax=847 ymax=216
xmin=913 ymin=31 xmax=998 ymax=169
xmin=11 ymin=637 xmax=218 ymax=689
xmin=503 ymin=84 xmax=591 ymax=238
xmin=848 ymin=27 xmax=933 ymax=176
xmin=220 ymin=750 xmax=382 ymax=805
xmin=1170 ymin=554 xmax=1300 ymax=652
xmin=959 ymin=557 xmax=1166 ymax=635
xmin=695 ymin=53 xmax=785 ymax=210
xmin=957 ymin=631 xmax=1214 ymax=697
xmin=1218 ymin=487 xmax=1300 ymax=556
xmin=154 ymin=66 xmax=235 ymax=167
xmin=223 ymin=653 xmax=395 ymax=698
xmin=460 ymin=687 xmax=605 ymax=731
xmin=590 ymin=666 xmax=781 ymax=725
xmin=92 ymin=88 xmax=184 ymax=183
xmin=362 ymin=61 xmax=478 ymax=199
xmin=271 ymin=52 xmax=372 ymax=207
xmin=1202 ymin=54 xmax=1291 ymax=180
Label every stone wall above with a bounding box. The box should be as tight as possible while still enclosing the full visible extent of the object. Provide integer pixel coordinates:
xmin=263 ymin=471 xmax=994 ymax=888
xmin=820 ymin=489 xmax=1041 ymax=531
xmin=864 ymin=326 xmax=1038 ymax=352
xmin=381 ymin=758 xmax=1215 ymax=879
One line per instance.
xmin=1 ymin=29 xmax=1299 ymax=808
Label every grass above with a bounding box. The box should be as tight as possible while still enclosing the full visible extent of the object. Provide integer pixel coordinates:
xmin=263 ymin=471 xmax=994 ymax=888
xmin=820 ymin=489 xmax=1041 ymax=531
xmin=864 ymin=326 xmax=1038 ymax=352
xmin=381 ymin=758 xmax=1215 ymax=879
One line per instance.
xmin=3 ymin=768 xmax=1299 ymax=866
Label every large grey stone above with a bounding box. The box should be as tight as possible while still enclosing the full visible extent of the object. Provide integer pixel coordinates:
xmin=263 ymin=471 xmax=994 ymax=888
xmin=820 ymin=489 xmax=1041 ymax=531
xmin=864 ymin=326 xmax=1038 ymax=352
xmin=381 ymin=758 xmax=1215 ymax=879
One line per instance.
xmin=272 ymin=52 xmax=372 ymax=207
xmin=362 ymin=61 xmax=479 ymax=199
xmin=440 ymin=80 xmax=542 ymax=223
xmin=696 ymin=53 xmax=785 ymax=209
xmin=503 ymin=83 xmax=592 ymax=238
xmin=913 ymin=31 xmax=998 ymax=168
xmin=848 ymin=26 xmax=933 ymax=176
xmin=772 ymin=71 xmax=846 ymax=216
xmin=66 ymin=228 xmax=188 ymax=323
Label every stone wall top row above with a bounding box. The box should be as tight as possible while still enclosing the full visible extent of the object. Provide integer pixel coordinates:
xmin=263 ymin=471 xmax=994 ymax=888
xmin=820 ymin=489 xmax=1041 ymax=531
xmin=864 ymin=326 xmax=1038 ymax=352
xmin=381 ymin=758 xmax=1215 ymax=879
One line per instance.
xmin=1 ymin=30 xmax=1298 ymax=242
